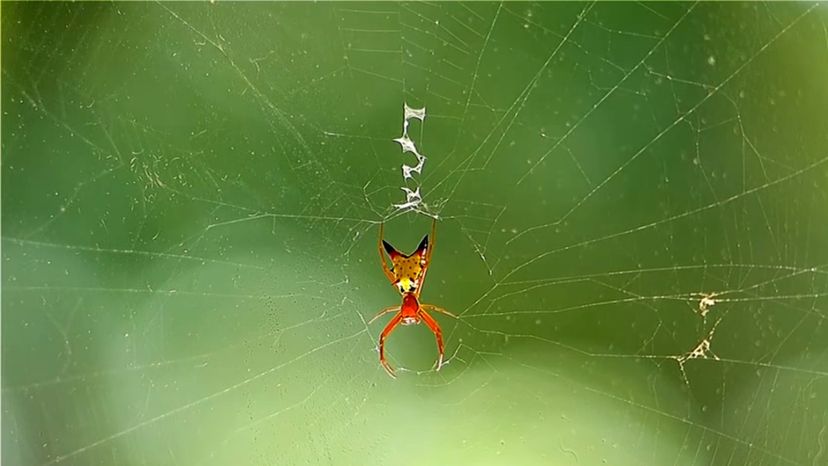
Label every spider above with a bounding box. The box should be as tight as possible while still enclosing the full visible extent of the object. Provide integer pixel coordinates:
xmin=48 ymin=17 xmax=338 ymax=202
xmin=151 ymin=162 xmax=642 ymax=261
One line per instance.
xmin=369 ymin=219 xmax=455 ymax=378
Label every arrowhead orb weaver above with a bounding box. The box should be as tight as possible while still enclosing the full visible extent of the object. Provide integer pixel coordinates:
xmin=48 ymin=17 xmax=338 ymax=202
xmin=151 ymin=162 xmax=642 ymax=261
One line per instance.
xmin=370 ymin=219 xmax=456 ymax=378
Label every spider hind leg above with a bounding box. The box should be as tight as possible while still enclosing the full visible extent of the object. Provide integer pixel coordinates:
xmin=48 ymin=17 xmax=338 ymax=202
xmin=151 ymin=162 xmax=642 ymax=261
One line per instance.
xmin=378 ymin=313 xmax=403 ymax=378
xmin=418 ymin=310 xmax=445 ymax=371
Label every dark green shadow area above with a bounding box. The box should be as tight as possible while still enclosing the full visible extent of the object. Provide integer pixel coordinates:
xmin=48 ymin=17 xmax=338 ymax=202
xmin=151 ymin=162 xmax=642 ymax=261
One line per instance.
xmin=3 ymin=2 xmax=828 ymax=465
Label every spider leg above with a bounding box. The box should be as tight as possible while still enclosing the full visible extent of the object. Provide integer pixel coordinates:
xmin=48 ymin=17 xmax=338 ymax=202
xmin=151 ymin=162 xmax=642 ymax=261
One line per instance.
xmin=425 ymin=218 xmax=436 ymax=264
xmin=421 ymin=304 xmax=457 ymax=319
xmin=378 ymin=313 xmax=403 ymax=378
xmin=416 ymin=218 xmax=437 ymax=298
xmin=418 ymin=309 xmax=445 ymax=371
xmin=378 ymin=223 xmax=396 ymax=284
xmin=368 ymin=305 xmax=400 ymax=325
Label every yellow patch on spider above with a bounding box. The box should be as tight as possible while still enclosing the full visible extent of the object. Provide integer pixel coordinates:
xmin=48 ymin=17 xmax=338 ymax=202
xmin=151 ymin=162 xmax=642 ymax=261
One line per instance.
xmin=392 ymin=255 xmax=424 ymax=293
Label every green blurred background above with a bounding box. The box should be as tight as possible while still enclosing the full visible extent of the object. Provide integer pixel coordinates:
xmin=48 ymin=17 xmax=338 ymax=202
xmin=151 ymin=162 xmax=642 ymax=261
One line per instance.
xmin=3 ymin=2 xmax=827 ymax=465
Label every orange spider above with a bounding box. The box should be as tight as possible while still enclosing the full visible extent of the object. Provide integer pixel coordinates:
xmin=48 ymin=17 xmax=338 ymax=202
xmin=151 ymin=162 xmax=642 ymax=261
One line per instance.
xmin=370 ymin=219 xmax=455 ymax=378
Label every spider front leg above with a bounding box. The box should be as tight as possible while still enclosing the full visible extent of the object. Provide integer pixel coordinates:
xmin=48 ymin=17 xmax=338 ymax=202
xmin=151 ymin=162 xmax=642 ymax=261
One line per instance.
xmin=378 ymin=313 xmax=403 ymax=378
xmin=424 ymin=218 xmax=437 ymax=264
xmin=377 ymin=223 xmax=395 ymax=284
xmin=416 ymin=219 xmax=438 ymax=296
xmin=418 ymin=309 xmax=446 ymax=371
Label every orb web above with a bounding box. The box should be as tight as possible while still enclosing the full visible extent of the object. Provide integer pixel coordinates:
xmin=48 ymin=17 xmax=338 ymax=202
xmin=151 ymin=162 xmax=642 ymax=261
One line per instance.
xmin=3 ymin=2 xmax=827 ymax=465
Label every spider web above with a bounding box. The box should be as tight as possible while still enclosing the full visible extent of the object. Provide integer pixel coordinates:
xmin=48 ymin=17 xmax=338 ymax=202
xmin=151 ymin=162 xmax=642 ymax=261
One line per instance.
xmin=3 ymin=2 xmax=828 ymax=465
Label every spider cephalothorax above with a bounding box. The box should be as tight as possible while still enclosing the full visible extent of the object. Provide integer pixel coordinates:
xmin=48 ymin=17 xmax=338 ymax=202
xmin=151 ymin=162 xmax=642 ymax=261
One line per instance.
xmin=370 ymin=219 xmax=455 ymax=378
